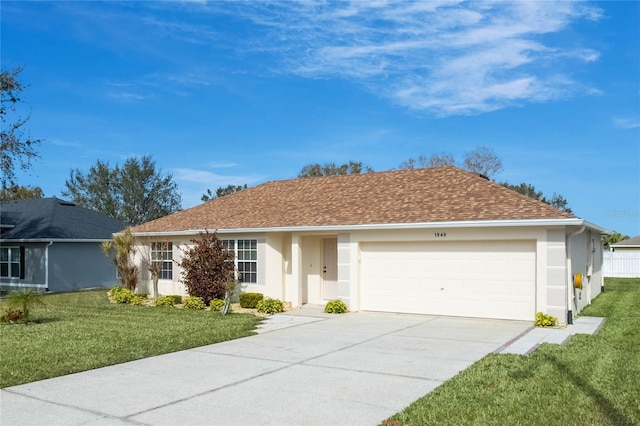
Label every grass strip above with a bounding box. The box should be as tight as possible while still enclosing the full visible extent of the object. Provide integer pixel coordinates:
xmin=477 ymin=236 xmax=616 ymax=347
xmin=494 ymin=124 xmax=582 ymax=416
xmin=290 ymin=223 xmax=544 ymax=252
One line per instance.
xmin=0 ymin=290 xmax=262 ymax=388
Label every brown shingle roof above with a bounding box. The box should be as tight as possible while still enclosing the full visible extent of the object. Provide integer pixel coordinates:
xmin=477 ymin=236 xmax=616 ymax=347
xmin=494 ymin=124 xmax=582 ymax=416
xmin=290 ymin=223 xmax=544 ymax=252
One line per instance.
xmin=131 ymin=166 xmax=575 ymax=233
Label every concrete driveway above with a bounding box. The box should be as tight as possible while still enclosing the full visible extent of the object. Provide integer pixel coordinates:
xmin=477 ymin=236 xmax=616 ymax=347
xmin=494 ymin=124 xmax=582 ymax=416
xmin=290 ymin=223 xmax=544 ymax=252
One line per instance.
xmin=1 ymin=310 xmax=531 ymax=426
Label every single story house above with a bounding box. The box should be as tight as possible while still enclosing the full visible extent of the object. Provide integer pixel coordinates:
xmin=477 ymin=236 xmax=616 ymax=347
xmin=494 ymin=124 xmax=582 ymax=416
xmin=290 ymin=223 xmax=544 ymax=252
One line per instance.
xmin=130 ymin=166 xmax=607 ymax=324
xmin=0 ymin=197 xmax=127 ymax=292
xmin=604 ymin=235 xmax=640 ymax=278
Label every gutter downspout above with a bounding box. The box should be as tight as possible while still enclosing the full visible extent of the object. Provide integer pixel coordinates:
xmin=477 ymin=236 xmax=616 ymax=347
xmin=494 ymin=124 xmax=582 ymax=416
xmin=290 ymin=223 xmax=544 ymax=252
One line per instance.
xmin=45 ymin=241 xmax=53 ymax=291
xmin=566 ymin=226 xmax=585 ymax=325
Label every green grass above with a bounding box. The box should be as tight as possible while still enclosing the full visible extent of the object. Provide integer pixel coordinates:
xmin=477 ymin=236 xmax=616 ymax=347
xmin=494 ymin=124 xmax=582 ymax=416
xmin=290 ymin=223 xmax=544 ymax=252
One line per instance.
xmin=0 ymin=289 xmax=262 ymax=388
xmin=385 ymin=278 xmax=640 ymax=426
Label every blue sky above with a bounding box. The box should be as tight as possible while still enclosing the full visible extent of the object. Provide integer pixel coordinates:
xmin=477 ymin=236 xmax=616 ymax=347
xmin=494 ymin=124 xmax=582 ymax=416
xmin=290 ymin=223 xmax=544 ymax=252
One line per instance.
xmin=2 ymin=1 xmax=639 ymax=236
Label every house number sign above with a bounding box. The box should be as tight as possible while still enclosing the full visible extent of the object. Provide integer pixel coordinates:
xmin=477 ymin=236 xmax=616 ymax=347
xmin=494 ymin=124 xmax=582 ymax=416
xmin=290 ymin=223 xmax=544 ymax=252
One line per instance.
xmin=434 ymin=232 xmax=447 ymax=237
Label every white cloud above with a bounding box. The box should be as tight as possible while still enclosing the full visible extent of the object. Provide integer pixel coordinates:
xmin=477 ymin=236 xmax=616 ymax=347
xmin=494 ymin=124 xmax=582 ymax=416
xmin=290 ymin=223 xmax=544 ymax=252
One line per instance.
xmin=227 ymin=1 xmax=603 ymax=116
xmin=613 ymin=117 xmax=640 ymax=129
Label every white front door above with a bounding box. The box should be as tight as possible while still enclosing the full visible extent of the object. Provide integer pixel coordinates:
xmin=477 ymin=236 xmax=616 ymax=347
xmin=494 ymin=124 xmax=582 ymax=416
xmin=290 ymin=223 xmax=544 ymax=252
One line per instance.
xmin=322 ymin=238 xmax=338 ymax=300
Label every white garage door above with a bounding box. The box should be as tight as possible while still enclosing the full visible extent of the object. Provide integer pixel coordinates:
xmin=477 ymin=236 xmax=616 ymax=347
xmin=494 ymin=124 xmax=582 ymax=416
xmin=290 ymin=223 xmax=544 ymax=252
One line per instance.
xmin=360 ymin=240 xmax=536 ymax=321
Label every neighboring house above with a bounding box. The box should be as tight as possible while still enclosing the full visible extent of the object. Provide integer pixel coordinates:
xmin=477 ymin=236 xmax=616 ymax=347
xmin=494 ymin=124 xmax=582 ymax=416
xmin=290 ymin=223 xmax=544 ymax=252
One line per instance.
xmin=604 ymin=235 xmax=640 ymax=278
xmin=130 ymin=166 xmax=607 ymax=324
xmin=0 ymin=197 xmax=127 ymax=292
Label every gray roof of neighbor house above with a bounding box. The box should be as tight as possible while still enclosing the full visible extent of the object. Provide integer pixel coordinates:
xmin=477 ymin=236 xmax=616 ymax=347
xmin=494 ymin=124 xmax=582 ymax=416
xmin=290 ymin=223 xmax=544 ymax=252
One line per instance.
xmin=131 ymin=166 xmax=584 ymax=234
xmin=0 ymin=197 xmax=127 ymax=241
xmin=611 ymin=235 xmax=640 ymax=247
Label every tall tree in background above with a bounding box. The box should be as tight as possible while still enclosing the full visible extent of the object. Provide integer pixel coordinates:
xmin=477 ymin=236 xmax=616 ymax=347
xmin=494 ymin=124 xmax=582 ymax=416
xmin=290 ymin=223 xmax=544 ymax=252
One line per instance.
xmin=298 ymin=161 xmax=373 ymax=177
xmin=63 ymin=155 xmax=181 ymax=225
xmin=602 ymin=231 xmax=629 ymax=249
xmin=399 ymin=152 xmax=455 ymax=169
xmin=501 ymin=182 xmax=572 ymax=213
xmin=398 ymin=146 xmax=570 ymax=212
xmin=1 ymin=67 xmax=42 ymax=189
xmin=0 ymin=184 xmax=43 ymax=201
xmin=399 ymin=145 xmax=502 ymax=179
xmin=201 ymin=184 xmax=247 ymax=202
xmin=462 ymin=146 xmax=503 ymax=179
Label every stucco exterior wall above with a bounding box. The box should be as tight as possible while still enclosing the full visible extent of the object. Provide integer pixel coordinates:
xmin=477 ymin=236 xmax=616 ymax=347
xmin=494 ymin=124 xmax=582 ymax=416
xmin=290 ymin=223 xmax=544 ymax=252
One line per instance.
xmin=132 ymin=224 xmax=603 ymax=323
xmin=49 ymin=242 xmax=119 ymax=292
xmin=568 ymin=229 xmax=603 ymax=315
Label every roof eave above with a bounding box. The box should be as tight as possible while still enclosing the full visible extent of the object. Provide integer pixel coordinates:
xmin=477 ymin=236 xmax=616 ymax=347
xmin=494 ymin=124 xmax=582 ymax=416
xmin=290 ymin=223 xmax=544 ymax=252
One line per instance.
xmin=131 ymin=218 xmax=605 ymax=237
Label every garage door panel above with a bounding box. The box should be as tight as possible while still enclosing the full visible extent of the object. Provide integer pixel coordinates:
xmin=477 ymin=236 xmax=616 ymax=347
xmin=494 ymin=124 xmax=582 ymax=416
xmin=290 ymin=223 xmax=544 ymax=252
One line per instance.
xmin=360 ymin=241 xmax=536 ymax=321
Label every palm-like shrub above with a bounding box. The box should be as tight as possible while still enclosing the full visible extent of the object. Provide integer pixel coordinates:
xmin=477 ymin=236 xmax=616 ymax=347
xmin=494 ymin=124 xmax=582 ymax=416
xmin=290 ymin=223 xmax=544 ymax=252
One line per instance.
xmin=101 ymin=227 xmax=139 ymax=291
xmin=4 ymin=290 xmax=45 ymax=324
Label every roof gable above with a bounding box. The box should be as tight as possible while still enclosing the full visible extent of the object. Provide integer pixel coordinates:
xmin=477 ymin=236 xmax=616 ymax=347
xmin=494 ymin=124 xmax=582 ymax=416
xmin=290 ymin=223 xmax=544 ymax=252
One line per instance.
xmin=0 ymin=197 xmax=127 ymax=240
xmin=131 ymin=166 xmax=576 ymax=234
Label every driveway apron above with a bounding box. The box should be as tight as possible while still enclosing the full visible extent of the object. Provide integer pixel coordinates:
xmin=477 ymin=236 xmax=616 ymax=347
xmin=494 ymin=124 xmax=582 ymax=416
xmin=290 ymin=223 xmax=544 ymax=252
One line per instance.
xmin=1 ymin=312 xmax=531 ymax=426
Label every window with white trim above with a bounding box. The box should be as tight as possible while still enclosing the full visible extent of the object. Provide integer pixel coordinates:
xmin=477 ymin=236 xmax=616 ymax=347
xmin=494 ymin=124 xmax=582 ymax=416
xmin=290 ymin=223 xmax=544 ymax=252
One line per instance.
xmin=151 ymin=242 xmax=173 ymax=280
xmin=0 ymin=246 xmax=22 ymax=278
xmin=222 ymin=239 xmax=258 ymax=284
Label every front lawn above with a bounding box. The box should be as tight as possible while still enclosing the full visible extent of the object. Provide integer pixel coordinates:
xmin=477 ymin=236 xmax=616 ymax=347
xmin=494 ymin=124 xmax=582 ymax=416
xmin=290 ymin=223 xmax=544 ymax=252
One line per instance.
xmin=385 ymin=278 xmax=640 ymax=426
xmin=0 ymin=289 xmax=262 ymax=388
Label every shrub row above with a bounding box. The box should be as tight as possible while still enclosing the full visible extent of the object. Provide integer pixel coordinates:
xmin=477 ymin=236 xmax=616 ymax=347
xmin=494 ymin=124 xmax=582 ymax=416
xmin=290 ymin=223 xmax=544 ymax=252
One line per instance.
xmin=239 ymin=292 xmax=263 ymax=308
xmin=256 ymin=297 xmax=284 ymax=314
xmin=108 ymin=287 xmax=291 ymax=315
xmin=156 ymin=295 xmax=184 ymax=307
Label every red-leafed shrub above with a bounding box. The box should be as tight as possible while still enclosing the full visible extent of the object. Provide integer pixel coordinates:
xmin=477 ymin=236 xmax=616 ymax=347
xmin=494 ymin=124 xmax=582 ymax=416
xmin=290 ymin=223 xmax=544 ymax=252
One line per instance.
xmin=178 ymin=230 xmax=235 ymax=305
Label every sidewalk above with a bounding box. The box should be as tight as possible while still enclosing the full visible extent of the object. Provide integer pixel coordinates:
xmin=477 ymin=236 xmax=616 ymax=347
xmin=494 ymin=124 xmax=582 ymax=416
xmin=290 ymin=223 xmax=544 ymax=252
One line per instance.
xmin=498 ymin=316 xmax=606 ymax=355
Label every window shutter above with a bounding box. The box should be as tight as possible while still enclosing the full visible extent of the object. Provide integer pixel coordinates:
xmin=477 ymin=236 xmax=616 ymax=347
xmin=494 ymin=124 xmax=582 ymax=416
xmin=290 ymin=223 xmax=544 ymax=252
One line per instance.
xmin=20 ymin=246 xmax=25 ymax=279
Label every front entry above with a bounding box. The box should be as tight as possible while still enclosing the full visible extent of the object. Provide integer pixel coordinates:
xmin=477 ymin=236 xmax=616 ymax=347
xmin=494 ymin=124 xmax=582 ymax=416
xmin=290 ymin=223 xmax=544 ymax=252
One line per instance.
xmin=322 ymin=238 xmax=338 ymax=300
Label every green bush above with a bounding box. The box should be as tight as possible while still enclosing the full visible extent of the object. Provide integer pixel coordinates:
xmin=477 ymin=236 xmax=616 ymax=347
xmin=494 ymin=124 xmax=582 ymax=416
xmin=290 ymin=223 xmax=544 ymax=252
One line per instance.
xmin=183 ymin=296 xmax=206 ymax=310
xmin=110 ymin=287 xmax=134 ymax=304
xmin=536 ymin=312 xmax=558 ymax=327
xmin=156 ymin=295 xmax=183 ymax=307
xmin=324 ymin=299 xmax=349 ymax=314
xmin=239 ymin=292 xmax=264 ymax=308
xmin=130 ymin=295 xmax=145 ymax=306
xmin=256 ymin=297 xmax=284 ymax=314
xmin=209 ymin=299 xmax=225 ymax=312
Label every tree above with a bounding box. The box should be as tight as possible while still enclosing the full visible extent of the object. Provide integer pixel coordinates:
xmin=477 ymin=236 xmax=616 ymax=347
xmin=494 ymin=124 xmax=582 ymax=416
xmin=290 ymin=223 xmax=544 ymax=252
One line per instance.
xmin=1 ymin=67 xmax=42 ymax=189
xmin=101 ymin=227 xmax=139 ymax=291
xmin=298 ymin=161 xmax=373 ymax=177
xmin=602 ymin=231 xmax=629 ymax=249
xmin=178 ymin=230 xmax=236 ymax=305
xmin=398 ymin=145 xmax=502 ymax=179
xmin=462 ymin=146 xmax=503 ymax=179
xmin=63 ymin=155 xmax=181 ymax=225
xmin=0 ymin=184 xmax=43 ymax=201
xmin=399 ymin=153 xmax=455 ymax=169
xmin=201 ymin=184 xmax=247 ymax=202
xmin=501 ymin=182 xmax=572 ymax=213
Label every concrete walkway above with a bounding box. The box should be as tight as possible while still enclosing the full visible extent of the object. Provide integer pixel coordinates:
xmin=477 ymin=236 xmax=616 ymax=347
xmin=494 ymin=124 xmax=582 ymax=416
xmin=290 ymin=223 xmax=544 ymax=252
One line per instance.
xmin=498 ymin=316 xmax=606 ymax=355
xmin=0 ymin=310 xmax=605 ymax=426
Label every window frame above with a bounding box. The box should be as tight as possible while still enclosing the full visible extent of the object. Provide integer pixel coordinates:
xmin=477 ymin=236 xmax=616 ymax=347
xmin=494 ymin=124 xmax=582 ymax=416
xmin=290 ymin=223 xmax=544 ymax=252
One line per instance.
xmin=222 ymin=239 xmax=258 ymax=284
xmin=151 ymin=241 xmax=173 ymax=280
xmin=0 ymin=246 xmax=24 ymax=279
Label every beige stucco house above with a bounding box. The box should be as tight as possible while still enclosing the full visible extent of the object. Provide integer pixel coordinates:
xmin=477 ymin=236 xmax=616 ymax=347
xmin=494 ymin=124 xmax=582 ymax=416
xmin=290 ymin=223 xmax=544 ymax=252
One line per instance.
xmin=130 ymin=166 xmax=607 ymax=324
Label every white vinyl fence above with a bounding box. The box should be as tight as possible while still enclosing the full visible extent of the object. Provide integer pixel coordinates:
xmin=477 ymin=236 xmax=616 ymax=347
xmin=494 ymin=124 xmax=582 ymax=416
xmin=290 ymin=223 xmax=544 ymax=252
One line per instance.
xmin=603 ymin=250 xmax=640 ymax=278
